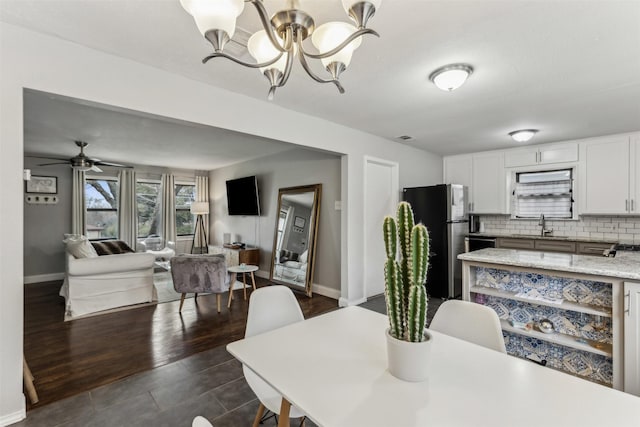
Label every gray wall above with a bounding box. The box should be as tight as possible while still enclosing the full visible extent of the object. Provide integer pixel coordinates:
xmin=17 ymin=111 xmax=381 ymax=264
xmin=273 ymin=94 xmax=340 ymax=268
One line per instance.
xmin=210 ymin=147 xmax=341 ymax=291
xmin=23 ymin=159 xmax=72 ymax=277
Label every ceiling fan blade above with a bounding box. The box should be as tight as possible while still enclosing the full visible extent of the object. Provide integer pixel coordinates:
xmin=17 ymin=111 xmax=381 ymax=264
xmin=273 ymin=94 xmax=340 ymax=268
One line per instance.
xmin=90 ymin=165 xmax=103 ymax=173
xmin=38 ymin=162 xmax=70 ymax=166
xmin=27 ymin=155 xmax=67 ymax=161
xmin=94 ymin=160 xmax=133 ymax=168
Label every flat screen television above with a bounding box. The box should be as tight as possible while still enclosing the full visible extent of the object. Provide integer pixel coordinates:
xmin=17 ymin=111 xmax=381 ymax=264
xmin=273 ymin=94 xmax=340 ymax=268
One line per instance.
xmin=226 ymin=175 xmax=261 ymax=216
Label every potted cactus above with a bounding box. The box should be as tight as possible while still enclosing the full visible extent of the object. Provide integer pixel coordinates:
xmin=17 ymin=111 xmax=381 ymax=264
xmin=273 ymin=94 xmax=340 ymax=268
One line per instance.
xmin=383 ymin=201 xmax=432 ymax=381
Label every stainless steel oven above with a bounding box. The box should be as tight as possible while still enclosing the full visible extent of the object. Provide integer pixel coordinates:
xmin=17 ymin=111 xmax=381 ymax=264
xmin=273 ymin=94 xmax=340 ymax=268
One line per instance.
xmin=464 ymin=236 xmax=497 ymax=252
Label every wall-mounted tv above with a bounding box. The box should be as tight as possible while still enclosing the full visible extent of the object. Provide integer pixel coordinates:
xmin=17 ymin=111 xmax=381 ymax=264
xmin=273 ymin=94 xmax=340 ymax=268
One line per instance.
xmin=226 ymin=175 xmax=261 ymax=216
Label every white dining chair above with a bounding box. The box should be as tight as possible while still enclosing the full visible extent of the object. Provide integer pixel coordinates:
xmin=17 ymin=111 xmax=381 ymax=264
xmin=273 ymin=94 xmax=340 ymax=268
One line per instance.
xmin=192 ymin=415 xmax=213 ymax=427
xmin=244 ymin=285 xmax=307 ymax=427
xmin=429 ymin=300 xmax=507 ymax=353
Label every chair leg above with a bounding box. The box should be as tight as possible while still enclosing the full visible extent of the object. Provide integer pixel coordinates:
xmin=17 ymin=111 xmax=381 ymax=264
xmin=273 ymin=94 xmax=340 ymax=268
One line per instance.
xmin=23 ymin=357 xmax=39 ymax=404
xmin=277 ymin=398 xmax=291 ymax=427
xmin=179 ymin=293 xmax=186 ymax=312
xmin=216 ymin=294 xmax=221 ymax=313
xmin=194 ymin=292 xmax=198 ymax=300
xmin=252 ymin=402 xmax=266 ymax=427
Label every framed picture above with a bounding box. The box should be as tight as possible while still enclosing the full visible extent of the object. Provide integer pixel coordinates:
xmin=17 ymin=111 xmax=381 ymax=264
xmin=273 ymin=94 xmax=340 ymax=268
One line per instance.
xmin=294 ymin=216 xmax=306 ymax=228
xmin=26 ymin=175 xmax=57 ymax=194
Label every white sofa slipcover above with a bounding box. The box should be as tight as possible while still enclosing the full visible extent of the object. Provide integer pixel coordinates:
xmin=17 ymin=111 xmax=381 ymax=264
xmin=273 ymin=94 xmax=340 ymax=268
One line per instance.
xmin=59 ymin=251 xmax=156 ymax=319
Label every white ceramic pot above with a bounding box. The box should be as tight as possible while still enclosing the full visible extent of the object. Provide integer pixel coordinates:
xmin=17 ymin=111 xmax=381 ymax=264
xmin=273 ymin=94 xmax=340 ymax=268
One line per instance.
xmin=386 ymin=328 xmax=432 ymax=382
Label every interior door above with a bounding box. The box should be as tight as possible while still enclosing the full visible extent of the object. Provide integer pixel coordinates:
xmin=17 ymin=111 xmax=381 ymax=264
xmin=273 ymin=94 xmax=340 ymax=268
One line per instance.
xmin=364 ymin=158 xmax=398 ymax=298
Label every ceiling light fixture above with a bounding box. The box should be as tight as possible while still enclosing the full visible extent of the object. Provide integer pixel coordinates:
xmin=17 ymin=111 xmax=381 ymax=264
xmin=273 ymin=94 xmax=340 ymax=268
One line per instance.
xmin=429 ymin=63 xmax=474 ymax=91
xmin=180 ymin=0 xmax=381 ymax=100
xmin=509 ymin=129 xmax=539 ymax=143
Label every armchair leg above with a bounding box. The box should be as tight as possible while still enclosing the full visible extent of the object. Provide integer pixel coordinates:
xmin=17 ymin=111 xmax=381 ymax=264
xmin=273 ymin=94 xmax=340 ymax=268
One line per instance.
xmin=216 ymin=294 xmax=221 ymax=313
xmin=179 ymin=293 xmax=186 ymax=312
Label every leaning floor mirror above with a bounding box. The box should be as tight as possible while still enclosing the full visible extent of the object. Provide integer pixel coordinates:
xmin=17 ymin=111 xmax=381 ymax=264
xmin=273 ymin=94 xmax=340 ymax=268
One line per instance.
xmin=269 ymin=184 xmax=322 ymax=297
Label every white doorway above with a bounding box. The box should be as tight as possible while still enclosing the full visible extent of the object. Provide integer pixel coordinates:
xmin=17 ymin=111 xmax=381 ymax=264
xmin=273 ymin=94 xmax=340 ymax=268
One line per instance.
xmin=364 ymin=157 xmax=399 ymax=298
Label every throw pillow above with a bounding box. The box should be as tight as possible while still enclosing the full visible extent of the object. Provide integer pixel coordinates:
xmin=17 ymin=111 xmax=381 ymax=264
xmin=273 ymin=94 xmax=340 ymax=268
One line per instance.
xmin=63 ymin=234 xmax=99 ymax=259
xmin=91 ymin=240 xmax=135 ymax=256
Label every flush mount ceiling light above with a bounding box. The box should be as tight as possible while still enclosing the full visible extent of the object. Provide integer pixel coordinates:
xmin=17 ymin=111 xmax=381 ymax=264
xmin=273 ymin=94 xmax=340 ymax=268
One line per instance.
xmin=429 ymin=63 xmax=474 ymax=91
xmin=509 ymin=129 xmax=539 ymax=143
xmin=180 ymin=0 xmax=381 ymax=100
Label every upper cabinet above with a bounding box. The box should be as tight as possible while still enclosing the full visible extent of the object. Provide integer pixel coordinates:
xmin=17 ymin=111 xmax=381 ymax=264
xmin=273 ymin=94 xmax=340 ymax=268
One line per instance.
xmin=444 ymin=152 xmax=506 ymax=214
xmin=580 ymin=135 xmax=639 ymax=215
xmin=504 ymin=143 xmax=578 ymax=168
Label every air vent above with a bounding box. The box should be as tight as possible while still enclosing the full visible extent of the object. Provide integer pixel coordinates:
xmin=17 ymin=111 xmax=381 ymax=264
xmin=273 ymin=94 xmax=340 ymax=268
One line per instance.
xmin=396 ymin=135 xmax=414 ymax=141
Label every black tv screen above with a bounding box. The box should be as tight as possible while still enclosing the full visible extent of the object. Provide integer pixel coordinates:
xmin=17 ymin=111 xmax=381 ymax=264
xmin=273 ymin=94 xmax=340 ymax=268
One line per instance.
xmin=226 ymin=176 xmax=261 ymax=216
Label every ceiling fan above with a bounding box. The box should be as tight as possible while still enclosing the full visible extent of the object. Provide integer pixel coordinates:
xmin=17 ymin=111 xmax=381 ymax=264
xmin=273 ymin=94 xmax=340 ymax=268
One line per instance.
xmin=28 ymin=140 xmax=133 ymax=172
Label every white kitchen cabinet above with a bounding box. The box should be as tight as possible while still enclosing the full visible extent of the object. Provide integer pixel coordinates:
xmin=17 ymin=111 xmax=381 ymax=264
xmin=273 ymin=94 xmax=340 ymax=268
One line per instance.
xmin=504 ymin=143 xmax=578 ymax=168
xmin=580 ymin=135 xmax=636 ymax=215
xmin=471 ymin=152 xmax=506 ymax=213
xmin=444 ymin=154 xmax=474 ymax=211
xmin=632 ymin=135 xmax=640 ymax=214
xmin=624 ymin=281 xmax=640 ymax=396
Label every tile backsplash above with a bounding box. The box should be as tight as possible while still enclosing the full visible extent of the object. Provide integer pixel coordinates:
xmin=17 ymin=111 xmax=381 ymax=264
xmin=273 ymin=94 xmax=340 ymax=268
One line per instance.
xmin=479 ymin=215 xmax=640 ymax=244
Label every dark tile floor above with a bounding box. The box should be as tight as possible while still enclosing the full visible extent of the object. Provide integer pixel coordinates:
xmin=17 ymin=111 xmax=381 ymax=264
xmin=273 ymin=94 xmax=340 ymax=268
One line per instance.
xmin=13 ymin=295 xmax=446 ymax=427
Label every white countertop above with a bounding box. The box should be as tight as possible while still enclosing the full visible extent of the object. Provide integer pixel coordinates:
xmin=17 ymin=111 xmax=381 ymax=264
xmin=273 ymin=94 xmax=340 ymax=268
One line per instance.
xmin=458 ymin=248 xmax=640 ymax=281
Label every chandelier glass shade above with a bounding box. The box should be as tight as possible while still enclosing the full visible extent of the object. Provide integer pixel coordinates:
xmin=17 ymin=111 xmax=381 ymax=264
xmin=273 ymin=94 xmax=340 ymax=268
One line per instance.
xmin=180 ymin=0 xmax=381 ymax=100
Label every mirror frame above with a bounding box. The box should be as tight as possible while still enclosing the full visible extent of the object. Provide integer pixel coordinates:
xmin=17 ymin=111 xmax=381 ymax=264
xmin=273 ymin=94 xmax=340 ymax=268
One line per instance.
xmin=269 ymin=184 xmax=322 ymax=297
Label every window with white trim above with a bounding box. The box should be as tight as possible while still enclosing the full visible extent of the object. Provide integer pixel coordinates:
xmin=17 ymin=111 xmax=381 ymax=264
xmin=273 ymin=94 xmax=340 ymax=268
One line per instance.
xmin=136 ymin=180 xmax=161 ymax=238
xmin=513 ymin=169 xmax=574 ymax=219
xmin=85 ymin=177 xmax=119 ymax=239
xmin=175 ymin=183 xmax=196 ymax=236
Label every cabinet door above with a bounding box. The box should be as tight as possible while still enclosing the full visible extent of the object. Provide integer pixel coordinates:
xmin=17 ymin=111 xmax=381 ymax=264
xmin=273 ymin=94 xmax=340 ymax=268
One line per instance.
xmin=496 ymin=238 xmax=535 ymax=250
xmin=576 ymin=241 xmax=615 ymax=256
xmin=539 ymin=143 xmax=578 ymax=165
xmin=580 ymin=137 xmax=630 ymax=214
xmin=624 ymin=281 xmax=640 ymax=396
xmin=444 ymin=155 xmax=474 ymax=211
xmin=631 ymin=135 xmax=640 ymax=214
xmin=534 ymin=240 xmax=576 ymax=253
xmin=504 ymin=148 xmax=538 ymax=168
xmin=472 ymin=152 xmax=506 ymax=213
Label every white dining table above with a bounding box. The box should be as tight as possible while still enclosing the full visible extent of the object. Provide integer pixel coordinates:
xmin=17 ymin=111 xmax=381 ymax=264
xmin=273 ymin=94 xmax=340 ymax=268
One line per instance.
xmin=227 ymin=306 xmax=640 ymax=427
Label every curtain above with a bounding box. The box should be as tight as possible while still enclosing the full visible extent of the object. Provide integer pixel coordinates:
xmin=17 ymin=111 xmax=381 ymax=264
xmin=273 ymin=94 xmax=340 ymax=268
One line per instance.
xmin=194 ymin=175 xmax=209 ymax=248
xmin=161 ymin=173 xmax=176 ymax=246
xmin=71 ymin=169 xmax=86 ymax=235
xmin=118 ymin=169 xmax=137 ymax=248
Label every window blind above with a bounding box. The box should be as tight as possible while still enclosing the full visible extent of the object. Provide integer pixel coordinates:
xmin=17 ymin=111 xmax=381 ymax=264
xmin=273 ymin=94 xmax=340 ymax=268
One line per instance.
xmin=514 ymin=170 xmax=573 ymax=218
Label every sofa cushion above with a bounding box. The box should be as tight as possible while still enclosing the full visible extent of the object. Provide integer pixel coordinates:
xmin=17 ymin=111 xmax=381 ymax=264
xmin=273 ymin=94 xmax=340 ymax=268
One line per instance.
xmin=92 ymin=240 xmax=134 ymax=256
xmin=63 ymin=234 xmax=98 ymax=259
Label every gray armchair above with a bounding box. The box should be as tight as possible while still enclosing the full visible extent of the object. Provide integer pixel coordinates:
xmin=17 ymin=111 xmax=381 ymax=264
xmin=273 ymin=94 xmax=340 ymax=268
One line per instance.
xmin=170 ymin=254 xmax=231 ymax=313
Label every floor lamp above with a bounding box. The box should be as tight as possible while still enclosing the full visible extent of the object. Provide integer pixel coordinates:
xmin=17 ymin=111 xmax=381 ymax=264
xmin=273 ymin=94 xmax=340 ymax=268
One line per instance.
xmin=190 ymin=201 xmax=209 ymax=254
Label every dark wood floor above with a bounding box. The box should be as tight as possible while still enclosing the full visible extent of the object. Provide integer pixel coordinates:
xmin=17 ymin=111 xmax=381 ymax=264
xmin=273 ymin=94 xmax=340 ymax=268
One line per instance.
xmin=24 ymin=278 xmax=338 ymax=410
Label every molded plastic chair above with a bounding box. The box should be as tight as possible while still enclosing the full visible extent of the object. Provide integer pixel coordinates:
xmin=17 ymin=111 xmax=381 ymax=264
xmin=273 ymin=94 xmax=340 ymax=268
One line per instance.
xmin=192 ymin=416 xmax=213 ymax=427
xmin=429 ymin=300 xmax=507 ymax=353
xmin=243 ymin=286 xmax=307 ymax=427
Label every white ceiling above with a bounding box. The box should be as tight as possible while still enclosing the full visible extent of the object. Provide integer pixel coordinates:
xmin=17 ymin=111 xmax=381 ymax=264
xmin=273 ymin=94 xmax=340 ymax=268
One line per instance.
xmin=4 ymin=0 xmax=640 ymax=163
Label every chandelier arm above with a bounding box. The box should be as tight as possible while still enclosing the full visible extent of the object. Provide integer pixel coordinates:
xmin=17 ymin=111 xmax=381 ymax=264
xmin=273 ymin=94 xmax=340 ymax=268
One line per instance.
xmin=276 ymin=29 xmax=296 ymax=88
xmin=298 ymin=28 xmax=379 ymax=60
xmin=296 ymin=37 xmax=345 ymax=94
xmin=248 ymin=0 xmax=289 ymax=53
xmin=202 ymin=51 xmax=284 ymax=68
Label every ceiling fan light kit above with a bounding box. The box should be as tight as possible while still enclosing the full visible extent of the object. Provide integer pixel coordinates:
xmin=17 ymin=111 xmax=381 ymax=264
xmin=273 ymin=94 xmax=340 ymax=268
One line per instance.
xmin=429 ymin=63 xmax=474 ymax=91
xmin=180 ymin=0 xmax=381 ymax=100
xmin=509 ymin=129 xmax=539 ymax=143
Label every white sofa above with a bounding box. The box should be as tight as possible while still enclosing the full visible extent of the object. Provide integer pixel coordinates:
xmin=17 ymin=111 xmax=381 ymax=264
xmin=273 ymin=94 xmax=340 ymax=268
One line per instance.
xmin=59 ymin=251 xmax=156 ymax=319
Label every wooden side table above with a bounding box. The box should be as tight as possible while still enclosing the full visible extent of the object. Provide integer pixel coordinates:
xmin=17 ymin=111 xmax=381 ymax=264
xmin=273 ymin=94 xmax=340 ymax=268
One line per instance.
xmin=227 ymin=264 xmax=258 ymax=308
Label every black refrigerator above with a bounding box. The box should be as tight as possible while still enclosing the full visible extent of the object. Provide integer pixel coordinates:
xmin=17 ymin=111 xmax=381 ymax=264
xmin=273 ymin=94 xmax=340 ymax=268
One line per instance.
xmin=403 ymin=184 xmax=468 ymax=299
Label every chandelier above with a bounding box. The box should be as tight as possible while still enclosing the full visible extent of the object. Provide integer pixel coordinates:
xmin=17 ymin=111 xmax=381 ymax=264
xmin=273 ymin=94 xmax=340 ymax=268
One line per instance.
xmin=180 ymin=0 xmax=381 ymax=99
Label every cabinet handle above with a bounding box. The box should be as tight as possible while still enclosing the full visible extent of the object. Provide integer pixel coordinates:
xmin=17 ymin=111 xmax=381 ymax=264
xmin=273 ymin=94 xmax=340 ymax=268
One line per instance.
xmin=633 ymin=199 xmax=635 ymax=212
xmin=625 ymin=291 xmax=631 ymax=316
xmin=537 ymin=151 xmax=541 ymax=163
xmin=626 ymin=199 xmax=629 ymax=212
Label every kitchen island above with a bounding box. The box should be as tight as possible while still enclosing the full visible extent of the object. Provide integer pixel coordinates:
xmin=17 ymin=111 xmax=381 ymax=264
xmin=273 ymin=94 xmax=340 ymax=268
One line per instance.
xmin=458 ymin=248 xmax=640 ymax=395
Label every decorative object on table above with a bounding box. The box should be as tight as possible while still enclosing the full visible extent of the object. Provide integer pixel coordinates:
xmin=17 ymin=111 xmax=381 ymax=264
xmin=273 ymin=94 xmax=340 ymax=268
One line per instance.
xmin=190 ymin=201 xmax=209 ymax=254
xmin=383 ymin=201 xmax=432 ymax=382
xmin=25 ymin=175 xmax=57 ymax=194
xmin=179 ymin=0 xmax=381 ymax=100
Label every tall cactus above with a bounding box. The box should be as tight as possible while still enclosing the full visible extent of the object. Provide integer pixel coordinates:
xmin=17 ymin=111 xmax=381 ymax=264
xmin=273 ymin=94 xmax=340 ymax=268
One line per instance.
xmin=383 ymin=202 xmax=430 ymax=342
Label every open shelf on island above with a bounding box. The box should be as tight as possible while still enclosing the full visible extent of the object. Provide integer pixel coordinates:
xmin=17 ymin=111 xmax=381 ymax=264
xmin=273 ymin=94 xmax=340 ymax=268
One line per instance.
xmin=501 ymin=320 xmax=612 ymax=357
xmin=470 ymin=286 xmax=612 ymax=317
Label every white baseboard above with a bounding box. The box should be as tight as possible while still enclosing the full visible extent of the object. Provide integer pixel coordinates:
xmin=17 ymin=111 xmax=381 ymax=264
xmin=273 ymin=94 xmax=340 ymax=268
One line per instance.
xmin=339 ymin=296 xmax=367 ymax=307
xmin=24 ymin=272 xmax=64 ymax=284
xmin=312 ymin=283 xmax=341 ymax=300
xmin=0 ymin=401 xmax=26 ymax=427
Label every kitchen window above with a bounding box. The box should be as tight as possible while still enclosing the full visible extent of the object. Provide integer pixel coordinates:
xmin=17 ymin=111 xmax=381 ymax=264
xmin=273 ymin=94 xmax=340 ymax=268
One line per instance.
xmin=512 ymin=169 xmax=574 ymax=219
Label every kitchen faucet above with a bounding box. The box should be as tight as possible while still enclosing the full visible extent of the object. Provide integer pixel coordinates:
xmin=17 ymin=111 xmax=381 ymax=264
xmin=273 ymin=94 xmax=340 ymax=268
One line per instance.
xmin=538 ymin=214 xmax=553 ymax=236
